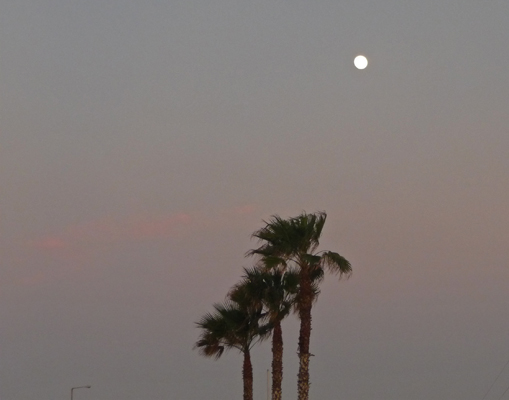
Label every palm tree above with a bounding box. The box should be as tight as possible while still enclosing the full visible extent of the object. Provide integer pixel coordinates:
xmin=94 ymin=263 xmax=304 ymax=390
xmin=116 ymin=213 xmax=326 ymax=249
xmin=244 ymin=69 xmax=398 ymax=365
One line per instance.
xmin=248 ymin=211 xmax=352 ymax=400
xmin=195 ymin=298 xmax=269 ymax=400
xmin=230 ymin=266 xmax=299 ymax=400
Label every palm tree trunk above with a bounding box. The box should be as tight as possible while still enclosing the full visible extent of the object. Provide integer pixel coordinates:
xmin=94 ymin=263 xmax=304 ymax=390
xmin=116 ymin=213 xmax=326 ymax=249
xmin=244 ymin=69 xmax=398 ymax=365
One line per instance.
xmin=271 ymin=321 xmax=283 ymax=400
xmin=297 ymin=269 xmax=313 ymax=400
xmin=243 ymin=350 xmax=253 ymax=400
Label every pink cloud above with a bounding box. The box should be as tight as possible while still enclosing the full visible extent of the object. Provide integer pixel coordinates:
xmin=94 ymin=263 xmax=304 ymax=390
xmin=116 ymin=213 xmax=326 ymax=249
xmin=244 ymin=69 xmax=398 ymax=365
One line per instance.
xmin=9 ymin=205 xmax=260 ymax=288
xmin=28 ymin=205 xmax=258 ymax=252
xmin=27 ymin=212 xmax=195 ymax=253
xmin=31 ymin=236 xmax=67 ymax=250
xmin=233 ymin=204 xmax=256 ymax=215
xmin=123 ymin=213 xmax=192 ymax=240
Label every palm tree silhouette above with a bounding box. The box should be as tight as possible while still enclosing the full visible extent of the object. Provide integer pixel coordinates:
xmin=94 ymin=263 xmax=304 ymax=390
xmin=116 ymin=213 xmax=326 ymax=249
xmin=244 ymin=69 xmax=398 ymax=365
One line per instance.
xmin=231 ymin=265 xmax=299 ymax=400
xmin=248 ymin=211 xmax=351 ymax=400
xmin=195 ymin=296 xmax=270 ymax=400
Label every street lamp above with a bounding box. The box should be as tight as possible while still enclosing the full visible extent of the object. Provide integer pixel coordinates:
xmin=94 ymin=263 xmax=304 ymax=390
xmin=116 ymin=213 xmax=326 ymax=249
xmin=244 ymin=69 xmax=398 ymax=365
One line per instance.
xmin=71 ymin=386 xmax=91 ymax=400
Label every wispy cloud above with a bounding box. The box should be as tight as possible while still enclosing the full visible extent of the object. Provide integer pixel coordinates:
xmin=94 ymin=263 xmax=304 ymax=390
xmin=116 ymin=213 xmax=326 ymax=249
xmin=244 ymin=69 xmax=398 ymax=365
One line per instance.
xmin=5 ymin=204 xmax=260 ymax=289
xmin=31 ymin=236 xmax=67 ymax=250
xmin=65 ymin=212 xmax=193 ymax=244
xmin=27 ymin=204 xmax=258 ymax=251
xmin=233 ymin=204 xmax=256 ymax=215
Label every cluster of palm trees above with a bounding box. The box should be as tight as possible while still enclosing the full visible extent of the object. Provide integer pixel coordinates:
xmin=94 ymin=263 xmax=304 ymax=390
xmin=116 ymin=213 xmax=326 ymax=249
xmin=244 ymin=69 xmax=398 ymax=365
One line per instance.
xmin=195 ymin=211 xmax=352 ymax=400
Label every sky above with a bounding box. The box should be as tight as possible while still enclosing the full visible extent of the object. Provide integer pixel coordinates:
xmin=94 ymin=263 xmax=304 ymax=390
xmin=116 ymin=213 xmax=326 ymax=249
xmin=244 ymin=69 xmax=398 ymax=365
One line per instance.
xmin=1 ymin=1 xmax=509 ymax=399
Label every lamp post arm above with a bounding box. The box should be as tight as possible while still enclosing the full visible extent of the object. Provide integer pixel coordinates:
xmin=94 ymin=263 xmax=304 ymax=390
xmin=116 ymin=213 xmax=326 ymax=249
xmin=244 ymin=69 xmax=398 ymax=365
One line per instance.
xmin=71 ymin=385 xmax=91 ymax=400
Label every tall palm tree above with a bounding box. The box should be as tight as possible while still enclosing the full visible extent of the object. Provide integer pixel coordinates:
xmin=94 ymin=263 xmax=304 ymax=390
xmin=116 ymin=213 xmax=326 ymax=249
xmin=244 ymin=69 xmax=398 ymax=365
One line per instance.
xmin=230 ymin=266 xmax=299 ymax=400
xmin=195 ymin=298 xmax=270 ymax=400
xmin=248 ymin=211 xmax=352 ymax=400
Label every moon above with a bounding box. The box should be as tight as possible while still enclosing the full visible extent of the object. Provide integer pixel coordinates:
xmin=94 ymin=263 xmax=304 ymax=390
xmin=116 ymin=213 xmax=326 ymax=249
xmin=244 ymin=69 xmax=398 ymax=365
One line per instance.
xmin=354 ymin=55 xmax=368 ymax=70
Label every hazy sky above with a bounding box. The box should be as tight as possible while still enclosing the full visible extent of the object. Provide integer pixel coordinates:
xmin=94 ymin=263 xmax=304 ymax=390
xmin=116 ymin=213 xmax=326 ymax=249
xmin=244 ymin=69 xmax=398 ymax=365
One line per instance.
xmin=1 ymin=1 xmax=509 ymax=399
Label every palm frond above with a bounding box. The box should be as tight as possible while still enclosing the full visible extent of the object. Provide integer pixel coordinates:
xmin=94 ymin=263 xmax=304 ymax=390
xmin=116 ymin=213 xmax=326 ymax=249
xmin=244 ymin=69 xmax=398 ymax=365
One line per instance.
xmin=302 ymin=253 xmax=322 ymax=266
xmin=310 ymin=211 xmax=327 ymax=250
xmin=247 ymin=214 xmax=301 ymax=258
xmin=194 ymin=293 xmax=270 ymax=360
xmin=260 ymin=255 xmax=287 ymax=271
xmin=320 ymin=251 xmax=352 ymax=278
xmin=232 ymin=264 xmax=299 ymax=326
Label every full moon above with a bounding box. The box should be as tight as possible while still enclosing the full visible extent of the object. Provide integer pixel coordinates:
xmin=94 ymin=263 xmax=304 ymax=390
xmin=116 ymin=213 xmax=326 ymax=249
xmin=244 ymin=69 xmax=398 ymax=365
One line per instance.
xmin=354 ymin=55 xmax=368 ymax=70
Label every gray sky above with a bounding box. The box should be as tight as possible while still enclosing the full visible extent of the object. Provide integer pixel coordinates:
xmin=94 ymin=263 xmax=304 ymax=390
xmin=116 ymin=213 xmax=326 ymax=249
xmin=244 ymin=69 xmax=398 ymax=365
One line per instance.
xmin=1 ymin=1 xmax=509 ymax=399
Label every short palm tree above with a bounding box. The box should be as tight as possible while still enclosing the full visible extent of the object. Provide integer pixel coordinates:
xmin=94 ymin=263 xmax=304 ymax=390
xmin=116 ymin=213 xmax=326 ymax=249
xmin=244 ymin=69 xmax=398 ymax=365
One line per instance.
xmin=230 ymin=266 xmax=299 ymax=400
xmin=248 ymin=211 xmax=352 ymax=400
xmin=195 ymin=298 xmax=269 ymax=400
